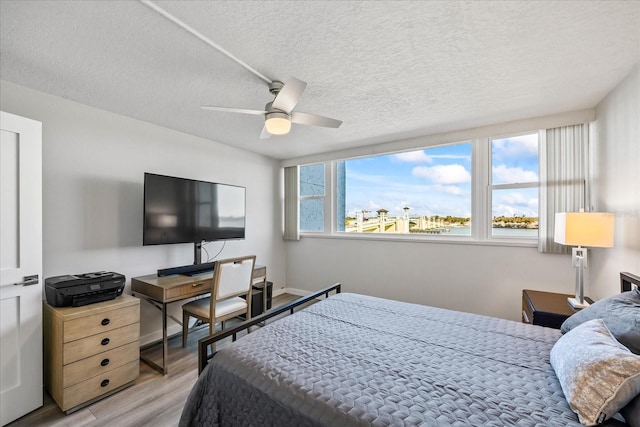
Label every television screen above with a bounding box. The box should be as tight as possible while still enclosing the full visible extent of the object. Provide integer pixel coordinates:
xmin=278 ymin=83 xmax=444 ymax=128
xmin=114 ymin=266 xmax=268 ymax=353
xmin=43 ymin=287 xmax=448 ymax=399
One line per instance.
xmin=143 ymin=173 xmax=246 ymax=245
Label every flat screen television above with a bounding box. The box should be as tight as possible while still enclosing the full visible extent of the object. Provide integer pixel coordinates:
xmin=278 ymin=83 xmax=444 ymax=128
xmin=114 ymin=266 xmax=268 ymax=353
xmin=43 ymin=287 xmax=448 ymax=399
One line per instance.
xmin=143 ymin=173 xmax=246 ymax=250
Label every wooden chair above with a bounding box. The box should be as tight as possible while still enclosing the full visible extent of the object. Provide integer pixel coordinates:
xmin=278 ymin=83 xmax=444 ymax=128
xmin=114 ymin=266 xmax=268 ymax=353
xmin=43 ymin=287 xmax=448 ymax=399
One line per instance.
xmin=181 ymin=255 xmax=256 ymax=347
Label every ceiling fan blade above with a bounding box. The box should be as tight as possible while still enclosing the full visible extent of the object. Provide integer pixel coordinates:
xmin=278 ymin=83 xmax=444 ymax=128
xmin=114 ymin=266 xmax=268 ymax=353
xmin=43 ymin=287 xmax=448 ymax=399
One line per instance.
xmin=259 ymin=126 xmax=271 ymax=140
xmin=291 ymin=111 xmax=342 ymax=128
xmin=201 ymin=106 xmax=266 ymax=115
xmin=272 ymin=78 xmax=307 ymax=113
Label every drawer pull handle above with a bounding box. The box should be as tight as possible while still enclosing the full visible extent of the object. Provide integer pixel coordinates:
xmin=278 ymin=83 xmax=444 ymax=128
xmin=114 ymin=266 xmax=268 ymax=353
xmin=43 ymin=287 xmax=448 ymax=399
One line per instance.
xmin=101 ymin=338 xmax=110 ymax=346
xmin=100 ymin=379 xmax=110 ymax=388
xmin=101 ymin=358 xmax=110 ymax=367
xmin=101 ymin=318 xmax=110 ymax=326
xmin=192 ymin=283 xmax=204 ymax=287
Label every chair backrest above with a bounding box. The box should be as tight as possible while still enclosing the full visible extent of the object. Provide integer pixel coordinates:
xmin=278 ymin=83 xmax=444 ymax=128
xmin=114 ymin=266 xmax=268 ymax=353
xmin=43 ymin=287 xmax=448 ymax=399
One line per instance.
xmin=212 ymin=255 xmax=256 ymax=301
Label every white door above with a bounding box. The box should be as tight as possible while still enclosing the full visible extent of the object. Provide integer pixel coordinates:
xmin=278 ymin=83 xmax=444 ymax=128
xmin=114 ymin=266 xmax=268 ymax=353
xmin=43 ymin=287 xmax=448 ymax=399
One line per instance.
xmin=0 ymin=111 xmax=43 ymax=426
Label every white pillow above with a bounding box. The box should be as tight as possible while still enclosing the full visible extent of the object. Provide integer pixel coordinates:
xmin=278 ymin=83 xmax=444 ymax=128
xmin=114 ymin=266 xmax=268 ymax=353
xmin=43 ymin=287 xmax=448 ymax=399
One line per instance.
xmin=550 ymin=318 xmax=640 ymax=426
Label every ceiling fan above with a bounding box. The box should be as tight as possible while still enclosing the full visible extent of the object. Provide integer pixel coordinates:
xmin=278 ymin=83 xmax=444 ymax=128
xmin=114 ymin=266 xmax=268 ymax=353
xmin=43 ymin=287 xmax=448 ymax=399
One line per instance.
xmin=201 ymin=78 xmax=342 ymax=139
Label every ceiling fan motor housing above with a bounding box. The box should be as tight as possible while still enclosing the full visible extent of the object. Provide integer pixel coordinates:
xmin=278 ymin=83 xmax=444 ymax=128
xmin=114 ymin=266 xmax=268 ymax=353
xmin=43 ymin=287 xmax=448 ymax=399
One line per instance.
xmin=269 ymin=81 xmax=284 ymax=96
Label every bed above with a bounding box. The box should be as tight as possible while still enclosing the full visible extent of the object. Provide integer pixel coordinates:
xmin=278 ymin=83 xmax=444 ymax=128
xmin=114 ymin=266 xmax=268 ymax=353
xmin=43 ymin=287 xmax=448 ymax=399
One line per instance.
xmin=180 ymin=274 xmax=640 ymax=427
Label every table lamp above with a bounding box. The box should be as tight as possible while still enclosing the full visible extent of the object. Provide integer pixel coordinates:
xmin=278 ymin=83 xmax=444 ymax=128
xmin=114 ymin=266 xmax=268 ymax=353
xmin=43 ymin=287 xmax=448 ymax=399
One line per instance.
xmin=554 ymin=212 xmax=615 ymax=309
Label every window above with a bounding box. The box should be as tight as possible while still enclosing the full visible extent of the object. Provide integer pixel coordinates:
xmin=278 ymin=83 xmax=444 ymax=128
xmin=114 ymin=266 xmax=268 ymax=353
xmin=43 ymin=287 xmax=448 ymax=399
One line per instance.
xmin=299 ymin=163 xmax=325 ymax=232
xmin=490 ymin=133 xmax=539 ymax=238
xmin=295 ymin=132 xmax=541 ymax=243
xmin=338 ymin=143 xmax=472 ymax=235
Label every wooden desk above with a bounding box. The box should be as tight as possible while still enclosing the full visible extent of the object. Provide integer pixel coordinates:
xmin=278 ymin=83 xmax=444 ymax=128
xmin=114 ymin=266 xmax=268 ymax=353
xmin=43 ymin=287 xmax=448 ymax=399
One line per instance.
xmin=132 ymin=265 xmax=266 ymax=374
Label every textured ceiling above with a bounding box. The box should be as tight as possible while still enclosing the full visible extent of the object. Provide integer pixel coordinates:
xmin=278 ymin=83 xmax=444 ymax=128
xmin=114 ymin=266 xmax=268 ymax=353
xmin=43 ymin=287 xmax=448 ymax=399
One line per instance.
xmin=1 ymin=1 xmax=638 ymax=160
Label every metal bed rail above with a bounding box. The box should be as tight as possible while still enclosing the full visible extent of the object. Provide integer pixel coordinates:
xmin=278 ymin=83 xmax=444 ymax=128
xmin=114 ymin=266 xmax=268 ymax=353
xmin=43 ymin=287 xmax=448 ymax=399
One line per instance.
xmin=621 ymin=272 xmax=640 ymax=292
xmin=198 ymin=283 xmax=342 ymax=374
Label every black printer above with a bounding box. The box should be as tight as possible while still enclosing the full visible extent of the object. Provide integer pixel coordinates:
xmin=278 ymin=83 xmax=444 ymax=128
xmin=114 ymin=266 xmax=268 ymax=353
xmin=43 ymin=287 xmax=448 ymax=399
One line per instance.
xmin=45 ymin=271 xmax=125 ymax=307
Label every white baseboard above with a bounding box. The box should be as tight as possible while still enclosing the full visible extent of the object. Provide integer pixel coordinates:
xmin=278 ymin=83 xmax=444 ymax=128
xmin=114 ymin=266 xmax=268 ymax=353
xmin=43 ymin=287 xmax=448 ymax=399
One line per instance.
xmin=283 ymin=287 xmax=312 ymax=296
xmin=272 ymin=287 xmax=287 ymax=297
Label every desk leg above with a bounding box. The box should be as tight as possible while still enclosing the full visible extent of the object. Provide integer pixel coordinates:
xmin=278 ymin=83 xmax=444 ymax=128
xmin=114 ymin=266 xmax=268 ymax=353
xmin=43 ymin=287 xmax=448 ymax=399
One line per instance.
xmin=136 ymin=294 xmax=170 ymax=376
xmin=162 ymin=302 xmax=168 ymax=375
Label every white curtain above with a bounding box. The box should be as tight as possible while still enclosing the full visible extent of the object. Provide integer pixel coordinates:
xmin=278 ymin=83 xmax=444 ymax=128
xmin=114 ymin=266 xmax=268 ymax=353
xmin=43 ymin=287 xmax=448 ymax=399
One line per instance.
xmin=283 ymin=166 xmax=300 ymax=241
xmin=538 ymin=123 xmax=590 ymax=253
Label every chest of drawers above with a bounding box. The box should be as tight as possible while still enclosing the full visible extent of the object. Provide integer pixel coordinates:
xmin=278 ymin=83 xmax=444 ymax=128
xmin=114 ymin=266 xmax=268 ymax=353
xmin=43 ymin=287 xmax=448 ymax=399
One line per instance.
xmin=43 ymin=294 xmax=140 ymax=413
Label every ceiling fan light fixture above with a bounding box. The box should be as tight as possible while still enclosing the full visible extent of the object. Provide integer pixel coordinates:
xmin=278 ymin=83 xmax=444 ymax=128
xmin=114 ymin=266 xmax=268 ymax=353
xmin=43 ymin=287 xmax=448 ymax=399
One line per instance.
xmin=264 ymin=112 xmax=291 ymax=135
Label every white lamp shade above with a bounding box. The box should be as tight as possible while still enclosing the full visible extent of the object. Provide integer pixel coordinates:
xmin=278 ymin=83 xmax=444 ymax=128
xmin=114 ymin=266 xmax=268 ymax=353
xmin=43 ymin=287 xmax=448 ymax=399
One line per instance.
xmin=554 ymin=212 xmax=615 ymax=247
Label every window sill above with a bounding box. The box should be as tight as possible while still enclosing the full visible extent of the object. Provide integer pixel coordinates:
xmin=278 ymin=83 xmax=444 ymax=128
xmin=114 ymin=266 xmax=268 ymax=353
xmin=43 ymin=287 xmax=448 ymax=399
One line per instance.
xmin=297 ymin=232 xmax=539 ymax=248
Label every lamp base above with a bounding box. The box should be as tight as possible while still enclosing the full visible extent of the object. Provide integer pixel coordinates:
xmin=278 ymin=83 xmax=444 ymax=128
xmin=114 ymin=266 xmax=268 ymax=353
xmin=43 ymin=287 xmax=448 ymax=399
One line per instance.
xmin=568 ymin=297 xmax=590 ymax=309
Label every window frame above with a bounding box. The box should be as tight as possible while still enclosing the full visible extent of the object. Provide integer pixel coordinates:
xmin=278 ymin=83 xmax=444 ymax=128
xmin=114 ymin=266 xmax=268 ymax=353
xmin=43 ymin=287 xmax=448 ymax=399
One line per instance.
xmin=298 ymin=162 xmax=329 ymax=233
xmin=335 ymin=141 xmax=474 ymax=238
xmin=296 ymin=134 xmax=542 ymax=247
xmin=487 ymin=131 xmax=541 ymax=241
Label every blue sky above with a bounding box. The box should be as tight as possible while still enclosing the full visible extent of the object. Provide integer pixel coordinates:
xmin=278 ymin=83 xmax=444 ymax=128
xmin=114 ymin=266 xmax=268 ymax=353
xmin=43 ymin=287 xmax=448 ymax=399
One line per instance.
xmin=344 ymin=134 xmax=539 ymax=219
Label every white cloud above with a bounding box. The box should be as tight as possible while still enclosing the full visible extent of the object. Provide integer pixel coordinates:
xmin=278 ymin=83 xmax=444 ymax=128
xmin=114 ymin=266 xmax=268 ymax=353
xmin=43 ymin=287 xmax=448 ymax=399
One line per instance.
xmin=493 ymin=203 xmax=538 ymax=217
xmin=392 ymin=150 xmax=432 ymax=163
xmin=412 ymin=164 xmax=471 ymax=184
xmin=498 ymin=192 xmax=527 ymax=204
xmin=492 ymin=134 xmax=538 ymax=161
xmin=493 ymin=204 xmax=515 ymax=217
xmin=393 ymin=151 xmax=470 ymax=163
xmin=492 ymin=164 xmax=538 ymax=184
xmin=366 ymin=201 xmax=381 ymax=211
xmin=492 ymin=190 xmax=538 ymax=217
xmin=432 ymin=184 xmax=464 ymax=195
xmin=345 ymin=171 xmax=388 ymax=184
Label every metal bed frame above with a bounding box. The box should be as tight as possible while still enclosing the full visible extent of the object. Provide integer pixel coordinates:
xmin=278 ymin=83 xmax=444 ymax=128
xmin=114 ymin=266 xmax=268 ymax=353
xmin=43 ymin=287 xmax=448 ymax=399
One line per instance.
xmin=198 ymin=283 xmax=342 ymax=373
xmin=621 ymin=271 xmax=640 ymax=292
xmin=197 ymin=273 xmax=637 ymax=373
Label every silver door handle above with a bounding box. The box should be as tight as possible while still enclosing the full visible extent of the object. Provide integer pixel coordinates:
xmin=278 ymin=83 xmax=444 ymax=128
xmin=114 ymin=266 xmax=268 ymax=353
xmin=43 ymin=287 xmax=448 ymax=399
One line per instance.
xmin=14 ymin=274 xmax=39 ymax=286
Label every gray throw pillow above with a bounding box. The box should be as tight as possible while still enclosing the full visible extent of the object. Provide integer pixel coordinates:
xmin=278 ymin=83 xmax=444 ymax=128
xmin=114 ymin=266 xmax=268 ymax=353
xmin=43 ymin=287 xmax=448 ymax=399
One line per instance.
xmin=561 ymin=289 xmax=640 ymax=354
xmin=621 ymin=394 xmax=640 ymax=427
xmin=550 ymin=319 xmax=640 ymax=426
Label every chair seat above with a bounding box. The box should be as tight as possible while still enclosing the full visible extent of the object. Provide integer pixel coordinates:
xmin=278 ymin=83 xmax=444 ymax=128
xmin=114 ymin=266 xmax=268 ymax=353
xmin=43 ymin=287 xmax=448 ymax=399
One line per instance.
xmin=182 ymin=296 xmax=248 ymax=320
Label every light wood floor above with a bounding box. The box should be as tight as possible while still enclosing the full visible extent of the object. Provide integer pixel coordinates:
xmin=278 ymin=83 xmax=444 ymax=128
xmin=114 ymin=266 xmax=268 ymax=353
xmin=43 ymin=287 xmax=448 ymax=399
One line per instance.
xmin=9 ymin=293 xmax=303 ymax=427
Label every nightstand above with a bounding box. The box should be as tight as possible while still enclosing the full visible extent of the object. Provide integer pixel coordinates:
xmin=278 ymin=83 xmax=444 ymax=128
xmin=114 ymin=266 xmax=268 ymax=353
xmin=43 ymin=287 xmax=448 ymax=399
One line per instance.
xmin=522 ymin=289 xmax=593 ymax=329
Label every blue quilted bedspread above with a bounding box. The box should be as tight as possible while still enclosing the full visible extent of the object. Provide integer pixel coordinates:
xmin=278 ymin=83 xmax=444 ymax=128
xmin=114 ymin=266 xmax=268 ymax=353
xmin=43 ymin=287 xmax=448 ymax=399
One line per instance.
xmin=179 ymin=292 xmax=621 ymax=426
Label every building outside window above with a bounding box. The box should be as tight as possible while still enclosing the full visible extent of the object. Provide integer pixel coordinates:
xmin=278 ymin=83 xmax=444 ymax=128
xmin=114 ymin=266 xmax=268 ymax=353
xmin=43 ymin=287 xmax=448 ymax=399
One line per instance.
xmin=299 ymin=163 xmax=325 ymax=232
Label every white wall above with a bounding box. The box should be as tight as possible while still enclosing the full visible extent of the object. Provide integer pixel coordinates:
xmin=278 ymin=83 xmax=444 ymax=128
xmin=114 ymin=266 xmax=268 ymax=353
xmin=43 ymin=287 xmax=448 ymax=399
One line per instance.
xmin=286 ymin=237 xmax=575 ymax=322
xmin=284 ymin=68 xmax=640 ymax=322
xmin=0 ymin=81 xmax=284 ymax=344
xmin=590 ymin=65 xmax=640 ymax=298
